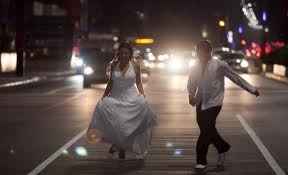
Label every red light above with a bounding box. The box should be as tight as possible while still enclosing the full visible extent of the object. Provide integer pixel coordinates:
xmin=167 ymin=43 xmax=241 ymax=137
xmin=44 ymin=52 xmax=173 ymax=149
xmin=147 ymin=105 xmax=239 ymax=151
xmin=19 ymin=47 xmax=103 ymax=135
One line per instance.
xmin=272 ymin=41 xmax=285 ymax=48
xmin=265 ymin=43 xmax=272 ymax=54
xmin=251 ymin=49 xmax=256 ymax=55
xmin=246 ymin=49 xmax=251 ymax=57
xmin=241 ymin=40 xmax=247 ymax=45
xmin=251 ymin=42 xmax=257 ymax=48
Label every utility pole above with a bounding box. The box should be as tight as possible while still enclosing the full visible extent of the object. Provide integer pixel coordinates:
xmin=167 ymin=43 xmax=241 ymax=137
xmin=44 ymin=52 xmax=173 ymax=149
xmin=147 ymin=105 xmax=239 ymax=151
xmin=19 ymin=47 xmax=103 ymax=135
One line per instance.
xmin=15 ymin=0 xmax=25 ymax=76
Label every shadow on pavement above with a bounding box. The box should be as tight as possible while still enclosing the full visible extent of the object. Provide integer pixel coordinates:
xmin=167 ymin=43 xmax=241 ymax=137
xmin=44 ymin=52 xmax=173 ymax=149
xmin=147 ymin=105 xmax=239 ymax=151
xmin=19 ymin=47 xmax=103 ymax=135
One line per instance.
xmin=191 ymin=166 xmax=225 ymax=175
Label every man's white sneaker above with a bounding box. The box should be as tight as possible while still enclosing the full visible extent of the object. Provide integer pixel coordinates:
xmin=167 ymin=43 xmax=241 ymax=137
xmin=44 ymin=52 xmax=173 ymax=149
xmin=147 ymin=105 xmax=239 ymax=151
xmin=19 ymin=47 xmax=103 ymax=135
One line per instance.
xmin=195 ymin=164 xmax=207 ymax=169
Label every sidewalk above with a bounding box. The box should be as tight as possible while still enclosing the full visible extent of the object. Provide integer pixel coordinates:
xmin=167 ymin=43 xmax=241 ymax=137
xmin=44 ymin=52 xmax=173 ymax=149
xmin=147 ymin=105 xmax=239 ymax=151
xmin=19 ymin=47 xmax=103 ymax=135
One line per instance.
xmin=0 ymin=70 xmax=76 ymax=88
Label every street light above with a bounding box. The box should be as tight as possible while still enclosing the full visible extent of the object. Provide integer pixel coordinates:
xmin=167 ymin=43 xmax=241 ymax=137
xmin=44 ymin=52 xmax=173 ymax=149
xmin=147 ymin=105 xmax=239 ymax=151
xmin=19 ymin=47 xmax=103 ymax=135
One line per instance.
xmin=238 ymin=26 xmax=244 ymax=34
xmin=262 ymin=11 xmax=267 ymax=22
xmin=218 ymin=20 xmax=226 ymax=27
xmin=202 ymin=30 xmax=208 ymax=38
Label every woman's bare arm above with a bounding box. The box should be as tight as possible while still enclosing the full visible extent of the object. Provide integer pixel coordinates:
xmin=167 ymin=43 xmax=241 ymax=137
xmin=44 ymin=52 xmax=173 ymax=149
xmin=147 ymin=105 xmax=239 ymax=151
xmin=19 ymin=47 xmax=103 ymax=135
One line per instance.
xmin=102 ymin=61 xmax=116 ymax=99
xmin=135 ymin=61 xmax=145 ymax=97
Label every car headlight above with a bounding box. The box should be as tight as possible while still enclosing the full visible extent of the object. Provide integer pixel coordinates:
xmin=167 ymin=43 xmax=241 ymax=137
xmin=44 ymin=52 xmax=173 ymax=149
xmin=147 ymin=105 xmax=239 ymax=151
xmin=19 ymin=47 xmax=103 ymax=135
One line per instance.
xmin=168 ymin=59 xmax=183 ymax=71
xmin=240 ymin=59 xmax=249 ymax=68
xmin=157 ymin=62 xmax=166 ymax=69
xmin=84 ymin=66 xmax=94 ymax=75
xmin=236 ymin=59 xmax=241 ymax=63
xmin=189 ymin=59 xmax=196 ymax=67
xmin=143 ymin=60 xmax=150 ymax=67
xmin=71 ymin=55 xmax=83 ymax=68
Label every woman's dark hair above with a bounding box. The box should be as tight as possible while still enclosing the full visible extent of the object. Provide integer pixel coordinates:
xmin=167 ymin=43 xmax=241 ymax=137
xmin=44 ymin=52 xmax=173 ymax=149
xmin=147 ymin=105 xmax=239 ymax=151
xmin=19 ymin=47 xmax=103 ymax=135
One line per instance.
xmin=118 ymin=42 xmax=133 ymax=57
xmin=196 ymin=40 xmax=213 ymax=53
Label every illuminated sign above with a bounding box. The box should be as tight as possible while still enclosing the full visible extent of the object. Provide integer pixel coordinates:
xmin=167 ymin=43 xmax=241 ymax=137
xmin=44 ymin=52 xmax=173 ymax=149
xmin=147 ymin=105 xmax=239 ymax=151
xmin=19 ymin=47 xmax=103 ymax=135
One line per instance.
xmin=134 ymin=38 xmax=154 ymax=45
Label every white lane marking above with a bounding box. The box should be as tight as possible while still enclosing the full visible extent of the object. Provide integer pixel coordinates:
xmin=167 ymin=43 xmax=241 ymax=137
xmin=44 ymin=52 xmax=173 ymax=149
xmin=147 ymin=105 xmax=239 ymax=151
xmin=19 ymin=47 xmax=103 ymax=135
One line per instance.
xmin=236 ymin=114 xmax=286 ymax=175
xmin=27 ymin=129 xmax=87 ymax=175
xmin=0 ymin=77 xmax=43 ymax=88
xmin=45 ymin=85 xmax=75 ymax=95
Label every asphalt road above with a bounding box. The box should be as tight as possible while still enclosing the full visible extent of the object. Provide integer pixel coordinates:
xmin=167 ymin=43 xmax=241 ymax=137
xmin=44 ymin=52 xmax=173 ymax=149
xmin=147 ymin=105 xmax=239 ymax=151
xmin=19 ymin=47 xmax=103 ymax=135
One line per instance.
xmin=0 ymin=70 xmax=287 ymax=175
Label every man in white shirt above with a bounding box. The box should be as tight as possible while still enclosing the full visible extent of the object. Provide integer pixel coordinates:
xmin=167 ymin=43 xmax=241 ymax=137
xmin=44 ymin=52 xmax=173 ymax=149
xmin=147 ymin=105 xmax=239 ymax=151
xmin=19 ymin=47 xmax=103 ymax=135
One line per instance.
xmin=187 ymin=41 xmax=260 ymax=170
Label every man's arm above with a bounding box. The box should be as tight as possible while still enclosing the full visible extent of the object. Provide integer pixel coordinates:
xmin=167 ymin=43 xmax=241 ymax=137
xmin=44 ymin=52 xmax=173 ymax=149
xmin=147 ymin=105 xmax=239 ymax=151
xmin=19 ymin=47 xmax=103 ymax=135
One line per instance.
xmin=222 ymin=61 xmax=259 ymax=96
xmin=187 ymin=69 xmax=199 ymax=106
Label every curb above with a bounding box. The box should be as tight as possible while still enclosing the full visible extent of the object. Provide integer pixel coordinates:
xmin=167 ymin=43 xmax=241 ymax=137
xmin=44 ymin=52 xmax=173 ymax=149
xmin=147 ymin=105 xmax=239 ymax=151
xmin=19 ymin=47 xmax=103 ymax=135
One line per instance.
xmin=264 ymin=72 xmax=288 ymax=84
xmin=0 ymin=70 xmax=77 ymax=89
xmin=0 ymin=76 xmax=45 ymax=88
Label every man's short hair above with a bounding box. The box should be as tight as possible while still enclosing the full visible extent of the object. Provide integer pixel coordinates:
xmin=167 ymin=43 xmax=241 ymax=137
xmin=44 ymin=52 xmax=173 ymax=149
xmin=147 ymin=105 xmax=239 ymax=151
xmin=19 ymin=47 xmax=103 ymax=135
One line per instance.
xmin=196 ymin=40 xmax=213 ymax=53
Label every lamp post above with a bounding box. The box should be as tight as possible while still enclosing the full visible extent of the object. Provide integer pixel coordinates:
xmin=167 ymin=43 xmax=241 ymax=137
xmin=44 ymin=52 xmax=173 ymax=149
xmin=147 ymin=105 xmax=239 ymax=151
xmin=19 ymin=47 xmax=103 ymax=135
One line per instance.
xmin=15 ymin=0 xmax=25 ymax=76
xmin=218 ymin=19 xmax=226 ymax=47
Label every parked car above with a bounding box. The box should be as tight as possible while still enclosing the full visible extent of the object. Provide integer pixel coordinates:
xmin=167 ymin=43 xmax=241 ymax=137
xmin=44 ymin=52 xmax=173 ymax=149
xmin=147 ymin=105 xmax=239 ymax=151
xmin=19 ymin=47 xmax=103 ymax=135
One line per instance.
xmin=213 ymin=52 xmax=249 ymax=73
xmin=81 ymin=48 xmax=113 ymax=88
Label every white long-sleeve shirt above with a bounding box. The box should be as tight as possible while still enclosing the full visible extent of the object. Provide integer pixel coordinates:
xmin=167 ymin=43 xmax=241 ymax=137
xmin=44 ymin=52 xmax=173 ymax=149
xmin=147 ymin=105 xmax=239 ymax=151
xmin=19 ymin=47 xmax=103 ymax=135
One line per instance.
xmin=187 ymin=58 xmax=257 ymax=110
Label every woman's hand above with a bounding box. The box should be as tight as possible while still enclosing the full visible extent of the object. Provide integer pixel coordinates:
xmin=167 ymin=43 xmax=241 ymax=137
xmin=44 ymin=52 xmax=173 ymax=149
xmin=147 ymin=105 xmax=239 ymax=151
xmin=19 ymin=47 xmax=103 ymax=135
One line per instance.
xmin=101 ymin=95 xmax=106 ymax=100
xmin=139 ymin=93 xmax=146 ymax=98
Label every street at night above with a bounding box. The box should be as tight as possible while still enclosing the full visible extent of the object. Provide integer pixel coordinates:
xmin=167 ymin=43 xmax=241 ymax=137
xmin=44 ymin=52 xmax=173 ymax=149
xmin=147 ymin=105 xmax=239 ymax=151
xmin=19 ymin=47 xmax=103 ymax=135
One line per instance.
xmin=0 ymin=71 xmax=288 ymax=174
xmin=1 ymin=0 xmax=288 ymax=174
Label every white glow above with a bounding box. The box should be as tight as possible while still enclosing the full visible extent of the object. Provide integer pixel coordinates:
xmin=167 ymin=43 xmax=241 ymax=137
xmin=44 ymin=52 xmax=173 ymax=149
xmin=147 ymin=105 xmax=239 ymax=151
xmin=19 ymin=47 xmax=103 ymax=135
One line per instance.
xmin=174 ymin=149 xmax=183 ymax=156
xmin=62 ymin=149 xmax=69 ymax=155
xmin=148 ymin=53 xmax=156 ymax=61
xmin=227 ymin=31 xmax=234 ymax=44
xmin=202 ymin=30 xmax=208 ymax=38
xmin=71 ymin=54 xmax=83 ymax=68
xmin=157 ymin=62 xmax=166 ymax=69
xmin=113 ymin=36 xmax=119 ymax=41
xmin=158 ymin=54 xmax=169 ymax=61
xmin=148 ymin=62 xmax=155 ymax=68
xmin=142 ymin=73 xmax=149 ymax=78
xmin=166 ymin=142 xmax=174 ymax=148
xmin=168 ymin=59 xmax=184 ymax=72
xmin=75 ymin=146 xmax=88 ymax=157
xmin=189 ymin=59 xmax=196 ymax=67
xmin=84 ymin=66 xmax=94 ymax=75
xmin=192 ymin=51 xmax=197 ymax=57
xmin=264 ymin=27 xmax=269 ymax=33
xmin=143 ymin=60 xmax=150 ymax=67
xmin=213 ymin=56 xmax=219 ymax=60
xmin=222 ymin=47 xmax=230 ymax=52
xmin=242 ymin=3 xmax=263 ymax=30
xmin=240 ymin=59 xmax=249 ymax=68
xmin=236 ymin=59 xmax=242 ymax=63
xmin=1 ymin=53 xmax=17 ymax=72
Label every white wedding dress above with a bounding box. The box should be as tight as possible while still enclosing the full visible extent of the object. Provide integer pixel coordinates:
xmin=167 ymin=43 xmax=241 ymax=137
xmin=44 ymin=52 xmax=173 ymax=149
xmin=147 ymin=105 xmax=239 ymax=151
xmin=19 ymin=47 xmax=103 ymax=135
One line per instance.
xmin=88 ymin=62 xmax=157 ymax=155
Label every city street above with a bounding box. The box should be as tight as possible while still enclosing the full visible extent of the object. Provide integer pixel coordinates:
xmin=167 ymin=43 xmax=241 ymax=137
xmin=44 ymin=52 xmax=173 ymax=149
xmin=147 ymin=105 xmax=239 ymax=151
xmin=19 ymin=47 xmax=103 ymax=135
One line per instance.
xmin=1 ymin=71 xmax=287 ymax=175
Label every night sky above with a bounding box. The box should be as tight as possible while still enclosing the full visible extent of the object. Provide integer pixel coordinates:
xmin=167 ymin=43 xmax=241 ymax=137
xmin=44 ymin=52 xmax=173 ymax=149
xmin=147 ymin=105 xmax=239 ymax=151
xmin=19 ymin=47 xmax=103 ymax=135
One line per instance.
xmin=94 ymin=0 xmax=244 ymax=49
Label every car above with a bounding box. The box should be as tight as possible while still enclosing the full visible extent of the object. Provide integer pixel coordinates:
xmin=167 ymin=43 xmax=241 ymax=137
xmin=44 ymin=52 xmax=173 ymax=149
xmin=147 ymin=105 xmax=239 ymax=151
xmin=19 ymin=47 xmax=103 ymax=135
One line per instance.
xmin=81 ymin=48 xmax=114 ymax=88
xmin=165 ymin=51 xmax=197 ymax=74
xmin=213 ymin=52 xmax=249 ymax=73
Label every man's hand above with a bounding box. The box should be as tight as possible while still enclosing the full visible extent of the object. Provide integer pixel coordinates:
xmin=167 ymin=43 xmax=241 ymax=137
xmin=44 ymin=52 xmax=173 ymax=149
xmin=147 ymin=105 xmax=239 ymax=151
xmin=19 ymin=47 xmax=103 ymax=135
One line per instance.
xmin=254 ymin=89 xmax=260 ymax=97
xmin=189 ymin=95 xmax=196 ymax=106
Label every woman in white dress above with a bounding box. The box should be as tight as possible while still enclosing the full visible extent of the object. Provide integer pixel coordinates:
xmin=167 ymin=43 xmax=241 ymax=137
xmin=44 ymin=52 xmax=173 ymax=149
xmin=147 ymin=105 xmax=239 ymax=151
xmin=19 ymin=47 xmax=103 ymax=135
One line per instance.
xmin=87 ymin=42 xmax=157 ymax=159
